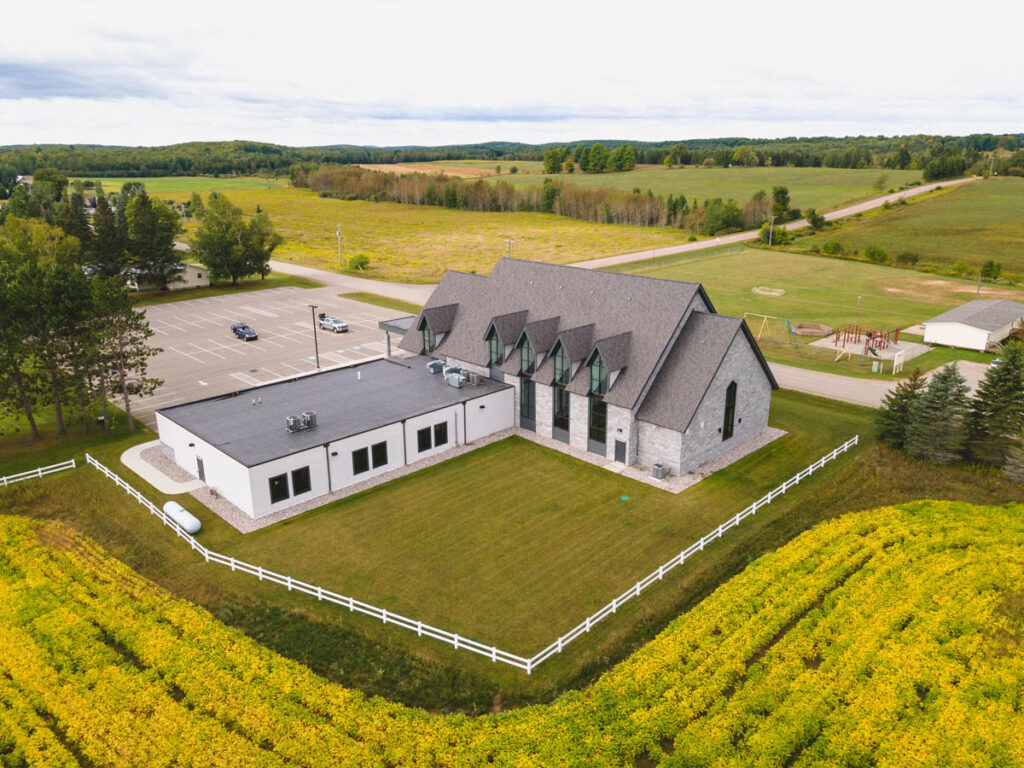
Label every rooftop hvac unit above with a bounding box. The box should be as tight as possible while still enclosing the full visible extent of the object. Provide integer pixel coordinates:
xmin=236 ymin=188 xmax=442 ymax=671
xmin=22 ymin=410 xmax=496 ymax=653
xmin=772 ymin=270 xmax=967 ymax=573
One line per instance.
xmin=651 ymin=463 xmax=669 ymax=480
xmin=426 ymin=360 xmax=445 ymax=375
xmin=443 ymin=365 xmax=462 ymax=377
xmin=446 ymin=373 xmax=465 ymax=389
xmin=286 ymin=415 xmax=303 ymax=432
xmin=301 ymin=410 xmax=317 ymax=429
xmin=465 ymin=371 xmax=480 ymax=386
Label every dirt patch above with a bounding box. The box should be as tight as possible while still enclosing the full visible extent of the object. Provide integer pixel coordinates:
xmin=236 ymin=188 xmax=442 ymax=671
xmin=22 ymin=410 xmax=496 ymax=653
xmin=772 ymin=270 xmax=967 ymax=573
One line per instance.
xmin=357 ymin=163 xmax=495 ymax=179
xmin=752 ymin=286 xmax=786 ymax=296
xmin=881 ymin=277 xmax=1023 ymax=302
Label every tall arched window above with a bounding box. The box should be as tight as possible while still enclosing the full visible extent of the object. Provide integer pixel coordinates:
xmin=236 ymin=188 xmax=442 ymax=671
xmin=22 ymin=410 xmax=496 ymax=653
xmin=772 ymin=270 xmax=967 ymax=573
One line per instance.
xmin=723 ymin=381 xmax=737 ymax=440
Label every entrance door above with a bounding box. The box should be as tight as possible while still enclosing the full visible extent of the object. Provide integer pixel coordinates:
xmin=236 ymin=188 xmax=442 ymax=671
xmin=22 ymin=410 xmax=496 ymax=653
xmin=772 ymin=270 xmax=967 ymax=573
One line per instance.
xmin=196 ymin=456 xmax=205 ymax=482
xmin=614 ymin=440 xmax=626 ymax=463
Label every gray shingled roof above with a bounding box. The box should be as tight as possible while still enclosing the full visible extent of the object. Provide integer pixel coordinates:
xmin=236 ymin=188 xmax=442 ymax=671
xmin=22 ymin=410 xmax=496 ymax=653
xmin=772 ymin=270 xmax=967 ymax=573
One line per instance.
xmin=421 ymin=303 xmax=459 ymax=334
xmin=554 ymin=324 xmax=594 ymax=361
xmin=520 ymin=316 xmax=561 ymax=354
xmin=398 ymin=259 xmax=708 ymax=409
xmin=157 ymin=357 xmax=509 ymax=467
xmin=486 ymin=310 xmax=529 ymax=344
xmin=924 ymin=300 xmax=1024 ymax=332
xmin=592 ymin=332 xmax=632 ymax=372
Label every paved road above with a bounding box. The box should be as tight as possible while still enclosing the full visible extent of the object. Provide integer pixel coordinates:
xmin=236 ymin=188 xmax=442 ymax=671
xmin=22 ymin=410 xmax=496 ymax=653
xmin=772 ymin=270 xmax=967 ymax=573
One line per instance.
xmin=771 ymin=360 xmax=990 ymax=408
xmin=269 ymin=259 xmax=434 ymax=305
xmin=571 ymin=176 xmax=981 ymax=270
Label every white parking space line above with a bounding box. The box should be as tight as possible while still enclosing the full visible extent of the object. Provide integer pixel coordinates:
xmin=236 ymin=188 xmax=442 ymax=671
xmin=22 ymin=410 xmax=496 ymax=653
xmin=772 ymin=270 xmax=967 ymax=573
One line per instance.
xmin=189 ymin=342 xmax=225 ymax=360
xmin=207 ymin=340 xmax=247 ymax=356
xmin=160 ymin=321 xmax=187 ymax=333
xmin=238 ymin=305 xmax=279 ymax=318
xmin=231 ymin=372 xmax=262 ymax=386
xmin=168 ymin=346 xmax=204 ymax=363
xmin=281 ymin=362 xmax=307 ymax=374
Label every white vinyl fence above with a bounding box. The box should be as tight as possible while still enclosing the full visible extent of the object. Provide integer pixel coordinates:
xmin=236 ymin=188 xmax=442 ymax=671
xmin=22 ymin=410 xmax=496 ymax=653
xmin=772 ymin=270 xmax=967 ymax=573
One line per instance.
xmin=0 ymin=459 xmax=76 ymax=487
xmin=86 ymin=434 xmax=858 ymax=674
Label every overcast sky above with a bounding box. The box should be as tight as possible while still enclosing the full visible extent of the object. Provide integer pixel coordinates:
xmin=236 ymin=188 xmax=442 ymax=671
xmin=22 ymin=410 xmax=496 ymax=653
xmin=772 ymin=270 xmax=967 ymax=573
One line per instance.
xmin=2 ymin=0 xmax=1021 ymax=147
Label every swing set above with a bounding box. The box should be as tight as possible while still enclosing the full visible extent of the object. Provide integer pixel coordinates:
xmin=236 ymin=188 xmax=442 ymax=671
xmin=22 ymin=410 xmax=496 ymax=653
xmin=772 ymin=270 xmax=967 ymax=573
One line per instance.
xmin=742 ymin=313 xmax=797 ymax=347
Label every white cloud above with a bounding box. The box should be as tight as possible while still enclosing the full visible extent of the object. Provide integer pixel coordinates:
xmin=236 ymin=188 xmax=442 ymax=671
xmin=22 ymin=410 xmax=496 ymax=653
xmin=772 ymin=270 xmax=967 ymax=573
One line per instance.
xmin=2 ymin=0 xmax=1022 ymax=146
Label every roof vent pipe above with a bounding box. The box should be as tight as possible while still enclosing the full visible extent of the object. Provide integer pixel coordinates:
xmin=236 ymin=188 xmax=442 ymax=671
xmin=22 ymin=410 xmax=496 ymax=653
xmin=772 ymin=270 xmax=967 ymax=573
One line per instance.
xmin=357 ymin=371 xmax=362 ymax=381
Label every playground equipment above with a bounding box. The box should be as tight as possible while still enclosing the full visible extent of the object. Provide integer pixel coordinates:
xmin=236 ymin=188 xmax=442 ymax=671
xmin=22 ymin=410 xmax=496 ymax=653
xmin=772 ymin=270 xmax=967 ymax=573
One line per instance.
xmin=742 ymin=313 xmax=797 ymax=347
xmin=833 ymin=323 xmax=900 ymax=354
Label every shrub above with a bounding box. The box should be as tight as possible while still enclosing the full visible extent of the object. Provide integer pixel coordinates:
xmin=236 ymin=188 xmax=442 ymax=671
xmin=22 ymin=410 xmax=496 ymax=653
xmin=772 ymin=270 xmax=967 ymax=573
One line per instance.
xmin=865 ymin=245 xmax=889 ymax=264
xmin=895 ymin=251 xmax=920 ymax=267
xmin=952 ymin=260 xmax=971 ymax=276
xmin=348 ymin=253 xmax=370 ymax=271
xmin=821 ymin=240 xmax=845 ymax=255
xmin=509 ymin=166 xmax=518 ymax=174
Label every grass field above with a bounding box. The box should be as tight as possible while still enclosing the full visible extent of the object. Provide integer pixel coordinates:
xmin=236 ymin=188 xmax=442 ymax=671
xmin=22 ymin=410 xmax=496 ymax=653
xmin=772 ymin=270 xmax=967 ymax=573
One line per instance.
xmin=133 ymin=273 xmax=324 ymax=306
xmin=338 ymin=291 xmax=422 ymax=314
xmin=613 ymin=244 xmax=1024 ymax=377
xmin=4 ymin=389 xmax=1023 ymax=712
xmin=797 ymin=176 xmax=1024 ymax=275
xmin=1 ymin=499 xmax=1021 ymax=764
xmin=73 ymin=175 xmax=287 ymax=196
xmin=488 ymin=166 xmax=923 ymax=212
xmin=435 ymin=159 xmax=546 ymax=174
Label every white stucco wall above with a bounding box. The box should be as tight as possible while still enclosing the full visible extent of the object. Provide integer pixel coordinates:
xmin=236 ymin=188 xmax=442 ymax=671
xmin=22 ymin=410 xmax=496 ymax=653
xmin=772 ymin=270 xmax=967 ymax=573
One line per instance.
xmin=327 ymin=422 xmax=405 ymax=490
xmin=404 ymin=404 xmax=463 ymax=461
xmin=923 ymin=322 xmax=991 ymax=351
xmin=247 ymin=447 xmax=330 ymax=519
xmin=465 ymin=388 xmax=515 ymax=442
xmin=156 ymin=412 xmax=254 ymax=516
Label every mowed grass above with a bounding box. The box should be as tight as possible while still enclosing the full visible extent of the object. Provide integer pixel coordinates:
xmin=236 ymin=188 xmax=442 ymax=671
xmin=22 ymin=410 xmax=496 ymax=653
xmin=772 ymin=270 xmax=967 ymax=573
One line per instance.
xmin=73 ymin=175 xmax=288 ymax=197
xmin=799 ymin=176 xmax=1024 ymax=274
xmin=338 ymin=291 xmax=422 ymax=314
xmin=133 ymin=273 xmax=324 ymax=306
xmin=490 ymin=166 xmax=923 ymax=211
xmin=213 ymin=187 xmax=692 ymax=282
xmin=613 ymin=244 xmax=1024 ymax=377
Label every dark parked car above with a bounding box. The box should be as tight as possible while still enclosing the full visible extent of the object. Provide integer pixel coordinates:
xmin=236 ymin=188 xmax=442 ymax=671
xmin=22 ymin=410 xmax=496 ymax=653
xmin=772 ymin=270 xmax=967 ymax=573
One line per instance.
xmin=231 ymin=323 xmax=258 ymax=341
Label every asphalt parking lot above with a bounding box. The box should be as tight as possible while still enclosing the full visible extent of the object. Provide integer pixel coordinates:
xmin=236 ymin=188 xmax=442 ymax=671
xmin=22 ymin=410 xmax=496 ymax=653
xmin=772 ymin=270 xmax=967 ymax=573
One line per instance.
xmin=134 ymin=286 xmax=415 ymax=426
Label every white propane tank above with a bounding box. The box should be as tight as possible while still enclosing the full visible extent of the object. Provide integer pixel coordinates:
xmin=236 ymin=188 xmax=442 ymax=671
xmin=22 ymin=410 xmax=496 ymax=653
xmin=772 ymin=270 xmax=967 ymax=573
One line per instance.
xmin=162 ymin=501 xmax=202 ymax=534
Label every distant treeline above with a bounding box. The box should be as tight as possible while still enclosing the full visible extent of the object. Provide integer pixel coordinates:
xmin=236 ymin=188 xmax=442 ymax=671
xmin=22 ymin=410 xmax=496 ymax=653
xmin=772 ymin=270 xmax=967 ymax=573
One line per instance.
xmin=0 ymin=134 xmax=1020 ymax=182
xmin=299 ymin=166 xmax=801 ymax=236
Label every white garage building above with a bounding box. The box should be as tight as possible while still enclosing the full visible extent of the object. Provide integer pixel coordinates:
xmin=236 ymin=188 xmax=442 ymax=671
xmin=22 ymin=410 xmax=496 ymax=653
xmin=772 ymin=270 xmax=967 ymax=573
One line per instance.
xmin=156 ymin=357 xmax=513 ymax=519
xmin=922 ymin=299 xmax=1024 ymax=352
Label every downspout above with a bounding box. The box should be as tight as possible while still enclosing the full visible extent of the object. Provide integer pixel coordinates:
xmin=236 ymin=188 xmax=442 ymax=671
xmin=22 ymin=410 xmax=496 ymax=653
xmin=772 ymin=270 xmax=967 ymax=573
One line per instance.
xmin=324 ymin=444 xmax=333 ymax=491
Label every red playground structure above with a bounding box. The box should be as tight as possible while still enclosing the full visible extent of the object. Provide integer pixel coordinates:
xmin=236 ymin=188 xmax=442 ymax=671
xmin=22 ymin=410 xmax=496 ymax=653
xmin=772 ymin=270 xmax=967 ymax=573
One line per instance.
xmin=833 ymin=323 xmax=901 ymax=356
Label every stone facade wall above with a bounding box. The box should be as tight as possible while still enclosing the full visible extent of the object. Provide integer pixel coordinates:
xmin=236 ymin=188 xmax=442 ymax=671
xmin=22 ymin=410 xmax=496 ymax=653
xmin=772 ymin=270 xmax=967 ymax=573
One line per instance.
xmin=606 ymin=403 xmax=635 ymax=462
xmin=675 ymin=332 xmax=772 ymax=474
xmin=535 ymin=381 xmax=554 ymax=439
xmin=568 ymin=392 xmax=589 ymax=451
xmin=636 ymin=421 xmax=684 ymax=473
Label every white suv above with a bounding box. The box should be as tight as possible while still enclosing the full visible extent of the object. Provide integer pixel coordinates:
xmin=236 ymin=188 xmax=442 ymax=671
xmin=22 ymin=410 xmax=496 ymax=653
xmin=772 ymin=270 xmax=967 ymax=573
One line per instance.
xmin=318 ymin=316 xmax=349 ymax=333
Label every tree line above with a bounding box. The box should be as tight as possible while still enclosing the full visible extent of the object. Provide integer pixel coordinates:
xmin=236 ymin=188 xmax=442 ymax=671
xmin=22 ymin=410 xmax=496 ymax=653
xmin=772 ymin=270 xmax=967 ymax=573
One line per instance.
xmin=2 ymin=134 xmax=1018 ymax=185
xmin=876 ymin=344 xmax=1024 ymax=482
xmin=301 ymin=165 xmax=800 ymax=235
xmin=0 ymin=216 xmax=160 ymax=438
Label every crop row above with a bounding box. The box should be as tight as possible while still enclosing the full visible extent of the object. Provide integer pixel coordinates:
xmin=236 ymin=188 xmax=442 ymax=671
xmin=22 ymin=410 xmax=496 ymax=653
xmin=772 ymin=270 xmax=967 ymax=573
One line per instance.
xmin=0 ymin=501 xmax=1021 ymax=767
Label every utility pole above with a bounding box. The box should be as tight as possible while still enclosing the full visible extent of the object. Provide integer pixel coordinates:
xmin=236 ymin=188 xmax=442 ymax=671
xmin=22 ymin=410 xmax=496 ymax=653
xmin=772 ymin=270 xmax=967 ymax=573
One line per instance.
xmin=856 ymin=295 xmax=862 ymax=330
xmin=989 ymin=156 xmax=995 ymax=178
xmin=505 ymin=238 xmax=515 ymax=258
xmin=977 ymin=272 xmax=982 ymax=297
xmin=309 ymin=304 xmax=320 ymax=369
xmin=336 ymin=224 xmax=343 ymax=270
xmin=768 ymin=215 xmax=776 ymax=247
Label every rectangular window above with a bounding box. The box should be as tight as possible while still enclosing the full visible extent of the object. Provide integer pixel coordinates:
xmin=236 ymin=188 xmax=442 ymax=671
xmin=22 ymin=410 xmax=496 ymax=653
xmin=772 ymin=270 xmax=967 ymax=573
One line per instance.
xmin=588 ymin=397 xmax=607 ymax=444
xmin=352 ymin=447 xmax=370 ymax=475
xmin=520 ymin=379 xmax=536 ymax=421
xmin=291 ymin=466 xmax=312 ymax=495
xmin=553 ymin=387 xmax=571 ymax=431
xmin=371 ymin=441 xmax=388 ymax=468
xmin=519 ymin=337 xmax=535 ymax=374
xmin=268 ymin=473 xmax=289 ymax=504
xmin=434 ymin=421 xmax=448 ymax=446
xmin=553 ymin=343 xmax=569 ymax=385
xmin=723 ymin=381 xmax=737 ymax=441
xmin=417 ymin=426 xmax=432 ymax=452
xmin=422 ymin=326 xmax=435 ymax=354
xmin=488 ymin=330 xmax=503 ymax=365
xmin=590 ymin=354 xmax=608 ymax=395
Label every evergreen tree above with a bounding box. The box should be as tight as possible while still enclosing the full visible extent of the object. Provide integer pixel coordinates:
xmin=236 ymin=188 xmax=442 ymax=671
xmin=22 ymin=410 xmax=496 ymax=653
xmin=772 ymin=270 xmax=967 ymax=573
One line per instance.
xmin=1004 ymin=438 xmax=1024 ymax=484
xmin=968 ymin=342 xmax=1024 ymax=466
xmin=126 ymin=191 xmax=182 ymax=290
xmin=55 ymin=191 xmax=92 ymax=252
xmin=905 ymin=363 xmax=971 ymax=464
xmin=540 ymin=178 xmax=558 ymax=213
xmin=875 ymin=369 xmax=926 ymax=449
xmin=771 ymin=186 xmax=791 ymax=220
xmin=587 ymin=143 xmax=610 ymax=173
xmin=90 ymin=195 xmax=129 ymax=278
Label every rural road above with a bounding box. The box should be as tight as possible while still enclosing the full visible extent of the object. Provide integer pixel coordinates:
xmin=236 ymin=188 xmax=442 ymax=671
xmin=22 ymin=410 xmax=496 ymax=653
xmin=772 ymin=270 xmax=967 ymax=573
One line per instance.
xmin=570 ymin=176 xmax=980 ymax=270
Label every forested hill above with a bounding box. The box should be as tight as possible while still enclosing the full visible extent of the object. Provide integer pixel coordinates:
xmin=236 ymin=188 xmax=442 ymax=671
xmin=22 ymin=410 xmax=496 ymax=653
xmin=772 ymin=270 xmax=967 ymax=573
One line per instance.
xmin=0 ymin=133 xmax=1020 ymax=178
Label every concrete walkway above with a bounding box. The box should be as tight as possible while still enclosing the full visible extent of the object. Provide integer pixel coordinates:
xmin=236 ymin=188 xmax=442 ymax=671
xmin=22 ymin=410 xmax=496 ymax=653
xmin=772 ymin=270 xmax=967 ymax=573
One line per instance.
xmin=120 ymin=440 xmax=204 ymax=494
xmin=570 ymin=176 xmax=980 ymax=270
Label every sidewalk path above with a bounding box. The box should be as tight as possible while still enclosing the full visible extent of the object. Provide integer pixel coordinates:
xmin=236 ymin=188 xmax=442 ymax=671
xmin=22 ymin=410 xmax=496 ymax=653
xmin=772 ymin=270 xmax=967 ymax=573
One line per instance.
xmin=270 ymin=260 xmax=434 ymax=305
xmin=120 ymin=440 xmax=204 ymax=494
xmin=571 ymin=176 xmax=980 ymax=270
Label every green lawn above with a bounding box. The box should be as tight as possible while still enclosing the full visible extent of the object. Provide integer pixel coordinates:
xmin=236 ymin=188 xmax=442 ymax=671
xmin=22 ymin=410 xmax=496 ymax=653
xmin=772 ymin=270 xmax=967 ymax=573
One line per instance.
xmin=73 ymin=176 xmax=287 ymax=197
xmin=133 ymin=273 xmax=324 ymax=306
xmin=798 ymin=177 xmax=1024 ymax=276
xmin=339 ymin=291 xmax=422 ymax=314
xmin=612 ymin=244 xmax=1024 ymax=377
xmin=489 ymin=166 xmax=923 ymax=212
xmin=3 ymin=390 xmax=1022 ymax=711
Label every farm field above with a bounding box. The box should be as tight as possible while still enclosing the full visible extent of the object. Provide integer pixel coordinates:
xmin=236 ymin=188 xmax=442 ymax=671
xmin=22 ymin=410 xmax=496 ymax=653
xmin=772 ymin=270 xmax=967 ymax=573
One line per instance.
xmin=358 ymin=162 xmax=498 ymax=178
xmin=0 ymin=498 xmax=1021 ymax=765
xmin=4 ymin=390 xmax=1024 ymax=711
xmin=613 ymin=244 xmax=1024 ymax=377
xmin=433 ymin=159 xmax=546 ymax=174
xmin=72 ymin=175 xmax=287 ymax=196
xmin=798 ymin=176 xmax=1024 ymax=275
xmin=487 ymin=166 xmax=923 ymax=212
